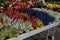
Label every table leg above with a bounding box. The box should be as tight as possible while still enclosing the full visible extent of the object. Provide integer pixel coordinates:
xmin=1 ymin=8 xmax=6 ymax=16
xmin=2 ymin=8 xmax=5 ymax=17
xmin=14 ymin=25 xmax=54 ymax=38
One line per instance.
xmin=46 ymin=29 xmax=50 ymax=40
xmin=52 ymin=27 xmax=56 ymax=40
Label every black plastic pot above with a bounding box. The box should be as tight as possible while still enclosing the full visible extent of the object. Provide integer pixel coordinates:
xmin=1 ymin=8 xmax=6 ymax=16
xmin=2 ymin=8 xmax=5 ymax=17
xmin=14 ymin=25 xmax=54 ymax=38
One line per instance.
xmin=43 ymin=6 xmax=47 ymax=8
xmin=4 ymin=36 xmax=9 ymax=40
xmin=37 ymin=5 xmax=42 ymax=8
xmin=34 ymin=4 xmax=42 ymax=8
xmin=53 ymin=7 xmax=59 ymax=11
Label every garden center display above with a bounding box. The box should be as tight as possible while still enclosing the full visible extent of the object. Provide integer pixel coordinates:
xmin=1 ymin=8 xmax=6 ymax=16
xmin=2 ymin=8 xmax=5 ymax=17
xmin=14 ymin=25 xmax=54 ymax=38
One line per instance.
xmin=0 ymin=0 xmax=60 ymax=40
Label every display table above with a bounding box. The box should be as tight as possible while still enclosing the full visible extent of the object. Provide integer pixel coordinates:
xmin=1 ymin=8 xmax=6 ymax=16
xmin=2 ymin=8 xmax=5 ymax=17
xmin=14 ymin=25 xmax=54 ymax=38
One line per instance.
xmin=8 ymin=8 xmax=60 ymax=40
xmin=0 ymin=8 xmax=60 ymax=40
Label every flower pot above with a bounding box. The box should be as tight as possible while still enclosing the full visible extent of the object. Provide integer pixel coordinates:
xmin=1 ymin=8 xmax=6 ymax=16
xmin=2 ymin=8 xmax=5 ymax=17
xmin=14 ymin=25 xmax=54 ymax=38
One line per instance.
xmin=53 ymin=7 xmax=59 ymax=11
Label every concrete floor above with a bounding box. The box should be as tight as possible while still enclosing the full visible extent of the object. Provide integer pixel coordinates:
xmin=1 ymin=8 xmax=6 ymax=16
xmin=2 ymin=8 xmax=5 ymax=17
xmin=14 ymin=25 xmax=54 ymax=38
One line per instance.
xmin=55 ymin=27 xmax=60 ymax=40
xmin=24 ymin=26 xmax=60 ymax=40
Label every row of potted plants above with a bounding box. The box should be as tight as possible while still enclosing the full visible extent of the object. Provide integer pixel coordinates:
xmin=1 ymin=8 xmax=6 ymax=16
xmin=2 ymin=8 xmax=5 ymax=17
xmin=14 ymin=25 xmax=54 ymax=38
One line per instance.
xmin=34 ymin=1 xmax=60 ymax=12
xmin=0 ymin=0 xmax=34 ymax=12
xmin=43 ymin=2 xmax=60 ymax=11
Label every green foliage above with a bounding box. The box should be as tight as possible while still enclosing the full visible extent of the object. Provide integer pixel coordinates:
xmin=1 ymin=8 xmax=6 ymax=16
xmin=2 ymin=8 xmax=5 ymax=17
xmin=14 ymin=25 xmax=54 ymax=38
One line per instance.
xmin=0 ymin=26 xmax=18 ymax=38
xmin=38 ymin=1 xmax=43 ymax=7
xmin=0 ymin=0 xmax=7 ymax=3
